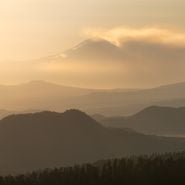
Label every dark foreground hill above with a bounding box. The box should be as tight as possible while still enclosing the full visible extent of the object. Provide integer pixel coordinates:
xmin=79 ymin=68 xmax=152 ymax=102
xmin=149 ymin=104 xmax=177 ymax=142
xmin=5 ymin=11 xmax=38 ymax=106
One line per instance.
xmin=96 ymin=106 xmax=185 ymax=136
xmin=1 ymin=110 xmax=185 ymax=174
xmin=1 ymin=152 xmax=185 ymax=185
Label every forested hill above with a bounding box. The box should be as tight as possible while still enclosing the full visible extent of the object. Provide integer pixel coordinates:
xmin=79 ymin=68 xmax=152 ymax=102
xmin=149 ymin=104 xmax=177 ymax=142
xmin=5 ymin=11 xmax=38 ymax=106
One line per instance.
xmin=1 ymin=152 xmax=185 ymax=185
xmin=1 ymin=110 xmax=185 ymax=174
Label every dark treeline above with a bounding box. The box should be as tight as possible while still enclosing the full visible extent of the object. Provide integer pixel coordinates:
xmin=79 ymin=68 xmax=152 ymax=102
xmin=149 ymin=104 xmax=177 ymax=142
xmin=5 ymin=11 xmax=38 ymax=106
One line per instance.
xmin=1 ymin=152 xmax=185 ymax=185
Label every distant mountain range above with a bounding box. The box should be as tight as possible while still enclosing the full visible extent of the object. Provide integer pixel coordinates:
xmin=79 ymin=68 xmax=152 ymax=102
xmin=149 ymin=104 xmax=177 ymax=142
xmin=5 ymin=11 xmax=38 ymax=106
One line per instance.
xmin=1 ymin=109 xmax=185 ymax=174
xmin=94 ymin=106 xmax=185 ymax=136
xmin=0 ymin=80 xmax=95 ymax=111
xmin=67 ymin=81 xmax=185 ymax=116
xmin=1 ymin=80 xmax=185 ymax=116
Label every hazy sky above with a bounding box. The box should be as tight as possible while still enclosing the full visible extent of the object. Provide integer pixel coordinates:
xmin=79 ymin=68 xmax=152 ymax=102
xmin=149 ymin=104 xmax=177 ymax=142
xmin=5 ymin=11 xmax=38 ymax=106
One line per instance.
xmin=0 ymin=0 xmax=185 ymax=60
xmin=0 ymin=0 xmax=185 ymax=88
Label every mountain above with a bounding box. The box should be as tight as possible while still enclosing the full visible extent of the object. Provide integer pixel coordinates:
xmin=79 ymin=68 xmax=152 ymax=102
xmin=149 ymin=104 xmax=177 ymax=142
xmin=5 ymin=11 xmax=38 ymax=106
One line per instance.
xmin=1 ymin=80 xmax=185 ymax=116
xmin=63 ymin=39 xmax=120 ymax=61
xmin=37 ymin=39 xmax=121 ymax=64
xmin=35 ymin=38 xmax=185 ymax=89
xmin=0 ymin=80 xmax=95 ymax=111
xmin=71 ymin=81 xmax=185 ymax=116
xmin=96 ymin=106 xmax=185 ymax=136
xmin=0 ymin=80 xmax=140 ymax=114
xmin=1 ymin=110 xmax=185 ymax=174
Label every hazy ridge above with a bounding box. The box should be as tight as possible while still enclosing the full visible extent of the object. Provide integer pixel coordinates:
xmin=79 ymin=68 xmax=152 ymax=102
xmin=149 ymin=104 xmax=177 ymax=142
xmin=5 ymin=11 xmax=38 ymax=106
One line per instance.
xmin=0 ymin=109 xmax=185 ymax=174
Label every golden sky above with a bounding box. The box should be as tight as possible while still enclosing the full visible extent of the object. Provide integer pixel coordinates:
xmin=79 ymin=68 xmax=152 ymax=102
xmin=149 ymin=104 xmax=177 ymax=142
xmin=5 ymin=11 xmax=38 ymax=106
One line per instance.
xmin=0 ymin=0 xmax=185 ymax=60
xmin=0 ymin=0 xmax=185 ymax=88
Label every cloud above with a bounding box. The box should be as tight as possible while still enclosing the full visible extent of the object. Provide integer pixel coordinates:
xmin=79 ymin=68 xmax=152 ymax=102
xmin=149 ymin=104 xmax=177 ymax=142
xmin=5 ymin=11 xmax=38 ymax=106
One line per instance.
xmin=84 ymin=27 xmax=185 ymax=47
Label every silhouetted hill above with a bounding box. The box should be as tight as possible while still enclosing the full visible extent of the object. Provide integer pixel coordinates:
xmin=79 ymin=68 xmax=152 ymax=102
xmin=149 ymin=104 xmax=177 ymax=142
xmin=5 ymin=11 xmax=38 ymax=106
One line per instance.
xmin=0 ymin=109 xmax=42 ymax=120
xmin=97 ymin=106 xmax=185 ymax=136
xmin=1 ymin=110 xmax=185 ymax=174
xmin=2 ymin=152 xmax=185 ymax=185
